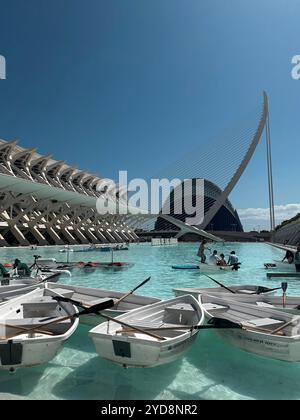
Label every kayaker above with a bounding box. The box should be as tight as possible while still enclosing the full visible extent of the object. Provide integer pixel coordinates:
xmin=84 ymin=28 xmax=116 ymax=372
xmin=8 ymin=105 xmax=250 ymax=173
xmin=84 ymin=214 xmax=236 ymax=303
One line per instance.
xmin=13 ymin=259 xmax=31 ymax=276
xmin=294 ymin=247 xmax=300 ymax=272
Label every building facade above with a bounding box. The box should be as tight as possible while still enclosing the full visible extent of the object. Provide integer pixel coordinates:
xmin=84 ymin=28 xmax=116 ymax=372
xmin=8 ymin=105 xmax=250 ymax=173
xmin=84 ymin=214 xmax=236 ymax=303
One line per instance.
xmin=0 ymin=140 xmax=138 ymax=246
xmin=155 ymin=178 xmax=243 ymax=237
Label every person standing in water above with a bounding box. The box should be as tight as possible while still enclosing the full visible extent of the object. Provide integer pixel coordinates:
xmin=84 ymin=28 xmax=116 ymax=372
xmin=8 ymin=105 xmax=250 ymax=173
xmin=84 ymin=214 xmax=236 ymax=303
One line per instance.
xmin=282 ymin=249 xmax=294 ymax=264
xmin=197 ymin=239 xmax=210 ymax=263
xmin=227 ymin=251 xmax=238 ymax=266
xmin=218 ymin=253 xmax=228 ymax=267
xmin=208 ymin=250 xmax=220 ymax=265
xmin=294 ymin=247 xmax=300 ymax=272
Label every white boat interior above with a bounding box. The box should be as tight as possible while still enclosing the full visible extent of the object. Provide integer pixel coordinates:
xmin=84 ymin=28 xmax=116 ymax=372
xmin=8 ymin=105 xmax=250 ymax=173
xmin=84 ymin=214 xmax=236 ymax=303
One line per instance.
xmin=200 ymin=294 xmax=300 ymax=336
xmin=0 ymin=288 xmax=77 ymax=339
xmin=173 ymin=284 xmax=275 ymax=298
xmin=93 ymin=295 xmax=203 ymax=340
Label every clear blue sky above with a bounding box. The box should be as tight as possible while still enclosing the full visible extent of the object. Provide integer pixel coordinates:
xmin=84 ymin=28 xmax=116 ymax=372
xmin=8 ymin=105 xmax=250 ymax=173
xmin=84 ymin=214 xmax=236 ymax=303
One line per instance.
xmin=0 ymin=0 xmax=299 ymax=229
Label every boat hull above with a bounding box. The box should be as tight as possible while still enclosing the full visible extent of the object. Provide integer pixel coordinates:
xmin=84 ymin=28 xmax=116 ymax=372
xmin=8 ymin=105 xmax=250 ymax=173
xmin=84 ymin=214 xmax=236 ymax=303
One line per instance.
xmin=215 ymin=328 xmax=300 ymax=362
xmin=90 ymin=330 xmax=198 ymax=368
xmin=0 ymin=288 xmax=79 ymax=370
xmin=0 ymin=334 xmax=73 ymax=371
xmin=89 ymin=294 xmax=203 ymax=368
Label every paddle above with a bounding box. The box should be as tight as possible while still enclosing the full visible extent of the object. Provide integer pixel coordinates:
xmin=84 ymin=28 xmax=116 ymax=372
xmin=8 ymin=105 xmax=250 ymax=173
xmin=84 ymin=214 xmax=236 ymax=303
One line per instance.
xmin=282 ymin=282 xmax=288 ymax=308
xmin=264 ymin=263 xmax=277 ymax=269
xmin=254 ymin=286 xmax=283 ymax=295
xmin=203 ymin=274 xmax=236 ymax=294
xmin=114 ymin=276 xmax=151 ymax=308
xmin=52 ymin=295 xmax=90 ymax=309
xmin=115 ymin=317 xmax=242 ymax=334
xmin=1 ymin=299 xmax=115 ymax=341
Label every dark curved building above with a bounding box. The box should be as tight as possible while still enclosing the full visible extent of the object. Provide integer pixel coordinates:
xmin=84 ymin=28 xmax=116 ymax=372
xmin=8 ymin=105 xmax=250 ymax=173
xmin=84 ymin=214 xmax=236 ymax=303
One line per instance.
xmin=155 ymin=179 xmax=243 ymax=233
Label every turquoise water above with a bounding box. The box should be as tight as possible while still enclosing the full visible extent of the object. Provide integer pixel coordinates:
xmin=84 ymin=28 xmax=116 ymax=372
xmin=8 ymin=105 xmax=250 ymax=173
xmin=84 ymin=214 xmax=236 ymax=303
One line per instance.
xmin=0 ymin=242 xmax=300 ymax=400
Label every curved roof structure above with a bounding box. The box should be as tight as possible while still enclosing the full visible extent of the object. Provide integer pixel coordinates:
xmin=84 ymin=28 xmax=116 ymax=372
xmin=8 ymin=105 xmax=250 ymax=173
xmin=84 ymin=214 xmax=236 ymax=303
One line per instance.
xmin=155 ymin=178 xmax=243 ymax=233
xmin=153 ymin=92 xmax=269 ymax=230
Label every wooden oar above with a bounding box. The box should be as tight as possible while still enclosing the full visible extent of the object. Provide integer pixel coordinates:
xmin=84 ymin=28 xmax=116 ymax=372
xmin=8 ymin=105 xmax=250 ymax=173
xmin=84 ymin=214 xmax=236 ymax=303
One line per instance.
xmin=203 ymin=274 xmax=236 ymax=294
xmin=116 ymin=319 xmax=284 ymax=336
xmin=254 ymin=286 xmax=282 ymax=295
xmin=54 ymin=296 xmax=166 ymax=340
xmin=271 ymin=314 xmax=300 ymax=336
xmin=97 ymin=312 xmax=167 ymax=341
xmin=52 ymin=295 xmax=90 ymax=309
xmin=115 ymin=317 xmax=242 ymax=334
xmin=114 ymin=277 xmax=151 ymax=308
xmin=0 ymin=299 xmax=115 ymax=341
xmin=0 ymin=322 xmax=54 ymax=336
xmin=53 ymin=276 xmax=152 ymax=310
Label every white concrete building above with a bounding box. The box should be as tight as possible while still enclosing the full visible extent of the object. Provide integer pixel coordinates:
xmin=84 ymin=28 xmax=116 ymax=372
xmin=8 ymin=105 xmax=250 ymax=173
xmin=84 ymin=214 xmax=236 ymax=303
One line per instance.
xmin=0 ymin=139 xmax=138 ymax=246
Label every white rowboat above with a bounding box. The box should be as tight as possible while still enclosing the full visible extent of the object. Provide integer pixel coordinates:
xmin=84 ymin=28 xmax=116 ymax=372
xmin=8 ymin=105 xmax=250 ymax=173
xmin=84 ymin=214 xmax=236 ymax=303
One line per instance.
xmin=173 ymin=285 xmax=277 ymax=299
xmin=0 ymin=287 xmax=78 ymax=371
xmin=200 ymin=294 xmax=300 ymax=362
xmin=196 ymin=291 xmax=300 ymax=314
xmin=89 ymin=295 xmax=204 ymax=368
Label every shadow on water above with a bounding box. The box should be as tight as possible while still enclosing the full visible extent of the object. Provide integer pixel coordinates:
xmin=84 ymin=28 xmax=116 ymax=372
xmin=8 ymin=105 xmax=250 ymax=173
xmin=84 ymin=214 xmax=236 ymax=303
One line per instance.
xmin=52 ymin=355 xmax=182 ymax=400
xmin=0 ymin=365 xmax=45 ymax=398
xmin=0 ymin=326 xmax=92 ymax=398
xmin=185 ymin=331 xmax=300 ymax=400
xmin=62 ymin=324 xmax=96 ymax=354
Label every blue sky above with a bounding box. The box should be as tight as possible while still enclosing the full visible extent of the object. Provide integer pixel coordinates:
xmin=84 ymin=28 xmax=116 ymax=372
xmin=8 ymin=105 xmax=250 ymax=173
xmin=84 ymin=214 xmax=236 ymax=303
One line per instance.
xmin=0 ymin=0 xmax=299 ymax=230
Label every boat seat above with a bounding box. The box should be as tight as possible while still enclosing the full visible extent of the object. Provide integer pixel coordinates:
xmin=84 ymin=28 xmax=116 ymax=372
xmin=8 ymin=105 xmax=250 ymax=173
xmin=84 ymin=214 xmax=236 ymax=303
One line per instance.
xmin=163 ymin=303 xmax=196 ymax=325
xmin=256 ymin=302 xmax=275 ymax=308
xmin=243 ymin=318 xmax=284 ymax=328
xmin=165 ymin=303 xmax=195 ymax=312
xmin=237 ymin=289 xmax=255 ymax=294
xmin=22 ymin=301 xmax=58 ymax=317
xmin=125 ymin=319 xmax=163 ymax=329
xmin=3 ymin=317 xmax=71 ymax=335
xmin=51 ymin=288 xmax=74 ymax=299
xmin=202 ymin=303 xmax=228 ymax=311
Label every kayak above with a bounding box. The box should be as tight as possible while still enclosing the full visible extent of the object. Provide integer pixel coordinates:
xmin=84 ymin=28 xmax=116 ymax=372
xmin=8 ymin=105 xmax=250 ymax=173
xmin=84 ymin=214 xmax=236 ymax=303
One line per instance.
xmin=172 ymin=264 xmax=200 ymax=270
xmin=172 ymin=263 xmax=241 ymax=272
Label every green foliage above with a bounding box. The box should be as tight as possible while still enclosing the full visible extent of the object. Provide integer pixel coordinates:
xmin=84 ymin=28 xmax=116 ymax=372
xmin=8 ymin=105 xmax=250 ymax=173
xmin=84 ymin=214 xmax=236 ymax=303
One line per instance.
xmin=275 ymin=213 xmax=300 ymax=231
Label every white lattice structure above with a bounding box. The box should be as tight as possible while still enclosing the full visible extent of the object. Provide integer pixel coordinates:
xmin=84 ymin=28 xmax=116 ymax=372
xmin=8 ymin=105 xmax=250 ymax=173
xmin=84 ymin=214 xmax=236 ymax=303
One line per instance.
xmin=0 ymin=140 xmax=138 ymax=246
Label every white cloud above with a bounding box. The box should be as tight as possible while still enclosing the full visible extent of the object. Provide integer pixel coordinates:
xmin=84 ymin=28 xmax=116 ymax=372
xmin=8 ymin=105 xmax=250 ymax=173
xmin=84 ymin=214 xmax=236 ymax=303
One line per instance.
xmin=238 ymin=203 xmax=300 ymax=222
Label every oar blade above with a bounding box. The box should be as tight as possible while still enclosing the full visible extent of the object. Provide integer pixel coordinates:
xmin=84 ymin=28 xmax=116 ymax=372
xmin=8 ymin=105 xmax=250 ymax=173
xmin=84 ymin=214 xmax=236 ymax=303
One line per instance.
xmin=52 ymin=295 xmax=83 ymax=307
xmin=281 ymin=282 xmax=288 ymax=293
xmin=203 ymin=274 xmax=235 ymax=294
xmin=81 ymin=299 xmax=115 ymax=315
xmin=132 ymin=276 xmax=151 ymax=293
xmin=207 ymin=317 xmax=241 ymax=329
